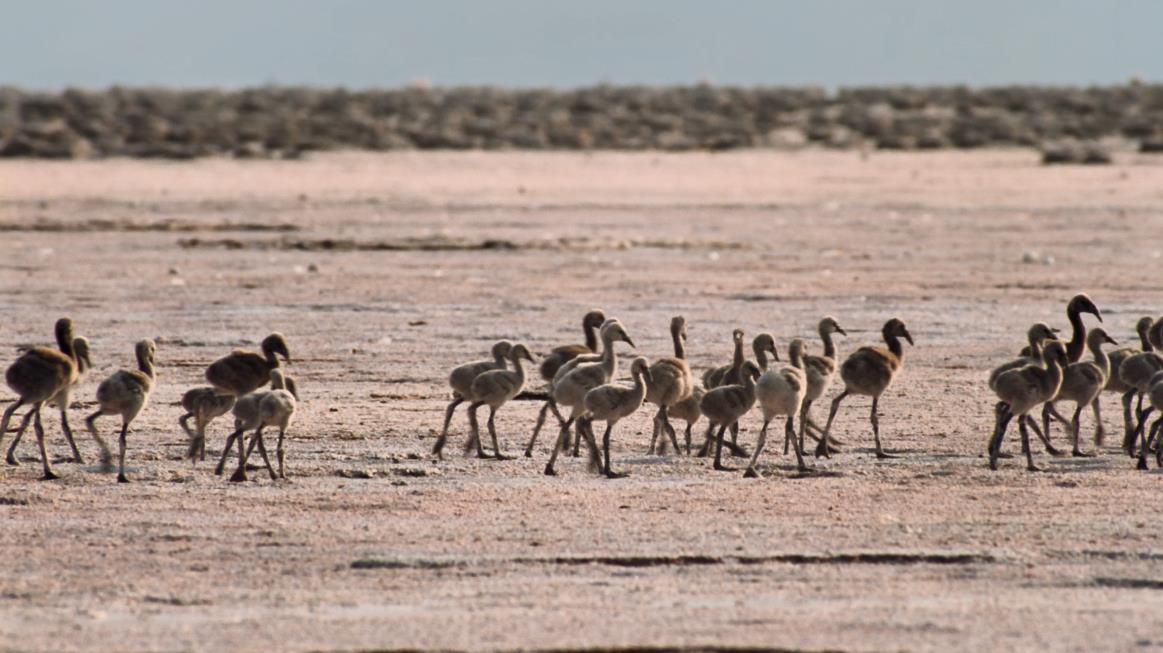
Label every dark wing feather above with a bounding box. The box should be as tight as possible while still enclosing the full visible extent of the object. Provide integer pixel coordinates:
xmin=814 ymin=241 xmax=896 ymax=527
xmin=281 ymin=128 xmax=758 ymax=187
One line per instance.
xmin=206 ymin=351 xmax=271 ymax=395
xmin=540 ymin=344 xmax=590 ymax=382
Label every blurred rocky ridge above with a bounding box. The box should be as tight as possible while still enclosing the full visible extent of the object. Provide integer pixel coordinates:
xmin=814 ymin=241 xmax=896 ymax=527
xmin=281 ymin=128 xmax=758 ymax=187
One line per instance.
xmin=1 ymin=84 xmax=1162 ymax=160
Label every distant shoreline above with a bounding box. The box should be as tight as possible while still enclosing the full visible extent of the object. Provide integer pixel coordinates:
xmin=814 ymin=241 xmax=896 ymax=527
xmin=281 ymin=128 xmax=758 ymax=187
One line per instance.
xmin=2 ymin=84 xmax=1161 ymax=159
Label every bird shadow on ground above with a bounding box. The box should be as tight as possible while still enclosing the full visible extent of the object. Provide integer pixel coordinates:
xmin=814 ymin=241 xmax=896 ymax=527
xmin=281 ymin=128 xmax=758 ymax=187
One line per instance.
xmin=830 ymin=446 xmax=925 ymax=458
xmin=8 ymin=455 xmax=118 ymax=476
xmin=1036 ymin=456 xmax=1145 ymax=474
xmin=789 ymin=468 xmax=845 ymax=479
xmin=745 ymin=463 xmax=845 ymax=479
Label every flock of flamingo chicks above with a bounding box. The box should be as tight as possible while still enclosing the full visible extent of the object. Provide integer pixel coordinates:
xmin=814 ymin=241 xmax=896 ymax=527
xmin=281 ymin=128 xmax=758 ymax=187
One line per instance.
xmin=987 ymin=294 xmax=1163 ymax=473
xmin=0 ymin=320 xmax=292 ymax=483
xmin=1 ymin=292 xmax=1161 ymax=484
xmin=442 ymin=294 xmax=1163 ymax=479
xmin=439 ymin=309 xmax=914 ymax=478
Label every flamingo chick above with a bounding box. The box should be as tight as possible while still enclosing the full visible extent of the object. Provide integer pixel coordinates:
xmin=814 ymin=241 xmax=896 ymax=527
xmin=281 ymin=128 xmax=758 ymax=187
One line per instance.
xmin=817 ymin=318 xmax=914 ymax=460
xmin=466 ymin=343 xmax=536 ymax=460
xmin=1042 ymin=328 xmax=1117 ymax=457
xmin=205 ymin=332 xmax=290 ymax=397
xmin=582 ymin=356 xmax=652 ymax=478
xmin=747 ymin=339 xmax=810 ymax=477
xmin=7 ymin=335 xmax=92 ymax=466
xmin=989 ymin=341 xmax=1069 ymax=471
xmin=543 ymin=319 xmax=635 ymax=476
xmin=700 ymin=360 xmax=761 ymax=472
xmin=433 ymin=340 xmax=512 ymax=459
xmin=528 ymin=309 xmax=607 ymax=450
xmin=645 ymin=316 xmax=693 ymax=456
xmin=85 ymin=340 xmax=157 ymax=483
xmin=180 ymin=387 xmax=236 ymax=463
xmin=219 ymin=369 xmax=299 ymax=482
xmin=0 ymin=318 xmax=82 ymax=480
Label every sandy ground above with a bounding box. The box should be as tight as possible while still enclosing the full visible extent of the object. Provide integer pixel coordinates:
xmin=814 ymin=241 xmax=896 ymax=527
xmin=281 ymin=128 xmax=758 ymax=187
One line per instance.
xmin=2 ymin=149 xmax=1163 ymax=652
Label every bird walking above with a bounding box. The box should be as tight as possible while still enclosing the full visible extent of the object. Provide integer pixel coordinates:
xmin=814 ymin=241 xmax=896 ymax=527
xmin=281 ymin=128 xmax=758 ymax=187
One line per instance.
xmin=1129 ymin=370 xmax=1163 ymax=470
xmin=700 ymin=360 xmax=761 ymax=472
xmin=543 ymin=319 xmax=635 ymax=476
xmin=6 ymin=335 xmax=92 ymax=466
xmin=747 ymin=338 xmax=810 ymax=477
xmin=989 ymin=341 xmax=1069 ymax=471
xmin=218 ymin=369 xmax=299 ymax=482
xmin=702 ymin=331 xmax=775 ymax=454
xmin=799 ymin=317 xmax=847 ymax=453
xmin=180 ymin=388 xmax=236 ymax=463
xmin=670 ymin=383 xmax=705 ymax=456
xmin=644 ymin=316 xmax=693 ymax=456
xmin=1042 ymin=328 xmax=1117 ymax=457
xmin=0 ymin=318 xmax=85 ymax=480
xmin=987 ymin=322 xmax=1064 ymax=456
xmin=205 ymin=332 xmax=290 ymax=398
xmin=1118 ymin=318 xmax=1163 ymax=456
xmin=433 ymin=340 xmax=512 ymax=459
xmin=583 ymin=356 xmax=652 ymax=478
xmin=1103 ymin=316 xmax=1156 ymax=447
xmin=816 ymin=318 xmax=914 ymax=460
xmin=464 ymin=343 xmax=536 ymax=460
xmin=527 ymin=310 xmax=606 ymax=454
xmin=85 ymin=340 xmax=157 ymax=483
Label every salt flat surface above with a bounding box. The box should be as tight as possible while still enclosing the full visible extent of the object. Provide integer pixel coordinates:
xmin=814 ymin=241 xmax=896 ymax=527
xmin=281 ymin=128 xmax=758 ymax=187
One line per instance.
xmin=1 ymin=150 xmax=1162 ymax=652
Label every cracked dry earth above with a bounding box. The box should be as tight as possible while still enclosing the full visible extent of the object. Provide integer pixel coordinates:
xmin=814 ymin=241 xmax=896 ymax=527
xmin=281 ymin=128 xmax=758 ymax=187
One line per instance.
xmin=2 ymin=150 xmax=1163 ymax=652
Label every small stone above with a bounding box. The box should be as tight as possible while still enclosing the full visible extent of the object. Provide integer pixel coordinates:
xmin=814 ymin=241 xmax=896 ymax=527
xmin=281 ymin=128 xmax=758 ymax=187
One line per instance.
xmin=394 ymin=466 xmax=440 ymax=478
xmin=336 ymin=469 xmax=376 ymax=479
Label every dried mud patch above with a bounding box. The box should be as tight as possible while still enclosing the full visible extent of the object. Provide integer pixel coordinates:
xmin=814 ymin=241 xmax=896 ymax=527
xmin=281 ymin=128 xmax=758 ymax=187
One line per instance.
xmin=0 ymin=217 xmax=299 ymax=233
xmin=1093 ymin=577 xmax=1163 ymax=590
xmin=350 ymin=551 xmax=995 ymax=572
xmin=176 ymin=234 xmax=750 ymax=253
xmin=0 ymin=494 xmax=36 ymax=506
xmin=142 ymin=595 xmax=214 ymax=607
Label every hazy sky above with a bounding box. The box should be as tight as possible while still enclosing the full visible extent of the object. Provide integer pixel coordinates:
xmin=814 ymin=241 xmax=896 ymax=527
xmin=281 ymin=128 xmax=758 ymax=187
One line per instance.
xmin=4 ymin=0 xmax=1159 ymax=89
